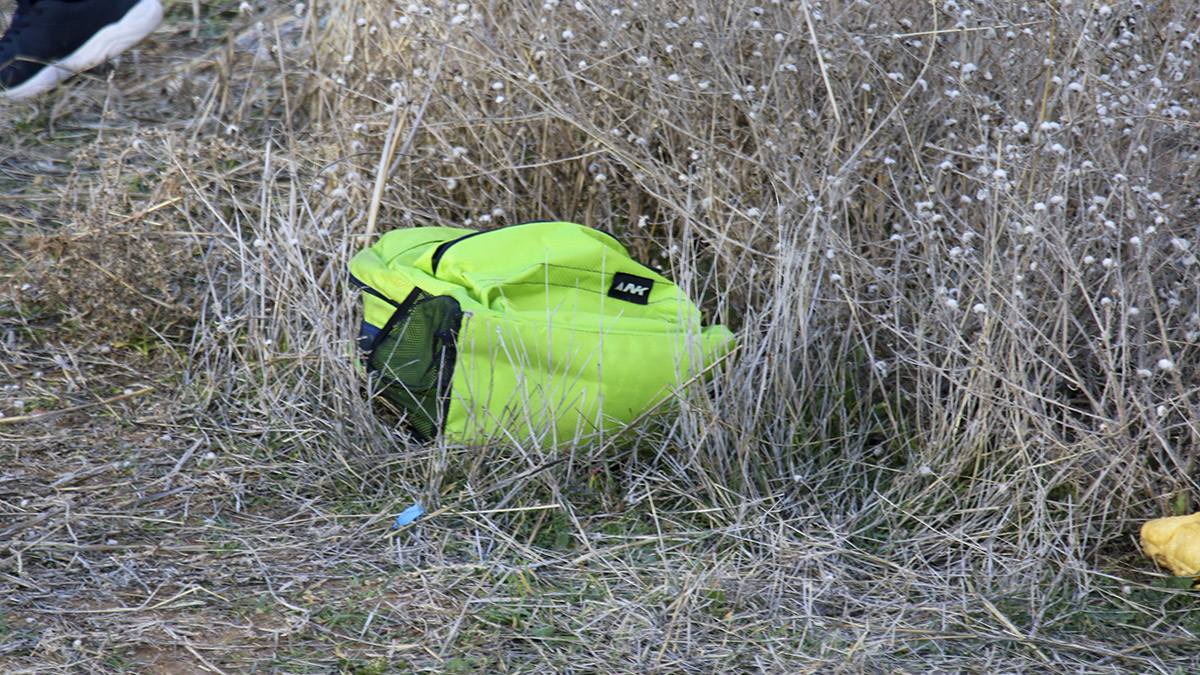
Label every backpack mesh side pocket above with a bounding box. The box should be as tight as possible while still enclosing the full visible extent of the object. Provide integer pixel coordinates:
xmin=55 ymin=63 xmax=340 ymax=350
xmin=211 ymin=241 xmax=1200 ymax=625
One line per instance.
xmin=365 ymin=290 xmax=463 ymax=441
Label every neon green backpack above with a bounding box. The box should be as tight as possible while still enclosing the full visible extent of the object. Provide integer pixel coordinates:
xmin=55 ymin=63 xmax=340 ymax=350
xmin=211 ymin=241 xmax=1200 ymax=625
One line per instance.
xmin=349 ymin=221 xmax=734 ymax=444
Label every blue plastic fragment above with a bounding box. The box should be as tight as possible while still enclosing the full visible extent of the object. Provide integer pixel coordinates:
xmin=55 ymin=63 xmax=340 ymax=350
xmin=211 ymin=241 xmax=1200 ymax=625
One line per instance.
xmin=393 ymin=503 xmax=426 ymax=528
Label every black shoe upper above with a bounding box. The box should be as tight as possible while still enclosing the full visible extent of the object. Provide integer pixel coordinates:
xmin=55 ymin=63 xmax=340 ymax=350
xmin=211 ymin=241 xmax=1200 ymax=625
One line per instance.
xmin=0 ymin=0 xmax=144 ymax=89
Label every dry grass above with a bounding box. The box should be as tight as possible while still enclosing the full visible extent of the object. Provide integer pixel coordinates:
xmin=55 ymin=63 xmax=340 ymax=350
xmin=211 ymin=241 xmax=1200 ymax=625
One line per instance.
xmin=3 ymin=0 xmax=1200 ymax=672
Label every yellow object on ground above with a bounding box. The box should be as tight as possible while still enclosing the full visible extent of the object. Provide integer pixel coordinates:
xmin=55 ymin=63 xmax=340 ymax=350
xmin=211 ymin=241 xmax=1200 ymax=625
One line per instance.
xmin=1140 ymin=512 xmax=1200 ymax=577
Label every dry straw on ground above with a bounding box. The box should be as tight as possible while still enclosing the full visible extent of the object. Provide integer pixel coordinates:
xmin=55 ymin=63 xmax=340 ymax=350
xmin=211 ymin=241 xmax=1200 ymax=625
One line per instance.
xmin=2 ymin=0 xmax=1199 ymax=672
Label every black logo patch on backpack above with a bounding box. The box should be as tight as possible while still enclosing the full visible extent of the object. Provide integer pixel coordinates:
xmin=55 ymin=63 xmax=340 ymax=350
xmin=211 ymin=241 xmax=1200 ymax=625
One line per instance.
xmin=608 ymin=272 xmax=654 ymax=305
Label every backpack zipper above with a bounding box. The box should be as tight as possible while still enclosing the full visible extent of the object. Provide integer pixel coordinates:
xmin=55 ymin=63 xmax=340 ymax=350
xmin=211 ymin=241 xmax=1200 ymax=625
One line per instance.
xmin=429 ymin=221 xmax=625 ymax=274
xmin=349 ymin=272 xmax=402 ymax=308
xmin=430 ymin=229 xmax=492 ymax=274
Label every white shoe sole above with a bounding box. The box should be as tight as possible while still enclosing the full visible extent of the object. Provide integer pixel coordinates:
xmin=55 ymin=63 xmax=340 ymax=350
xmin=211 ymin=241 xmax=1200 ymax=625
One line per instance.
xmin=1 ymin=0 xmax=163 ymax=100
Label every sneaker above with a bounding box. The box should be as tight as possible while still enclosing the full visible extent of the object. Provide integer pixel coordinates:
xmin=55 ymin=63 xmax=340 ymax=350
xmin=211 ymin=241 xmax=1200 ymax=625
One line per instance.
xmin=0 ymin=0 xmax=162 ymax=100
